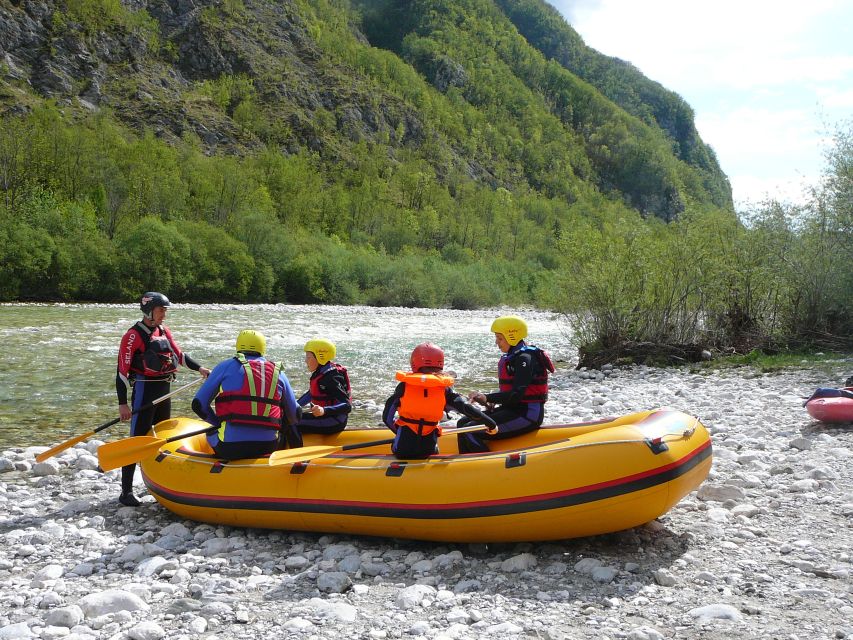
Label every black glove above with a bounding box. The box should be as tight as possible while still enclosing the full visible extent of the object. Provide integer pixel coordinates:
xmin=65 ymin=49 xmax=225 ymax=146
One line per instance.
xmin=484 ymin=417 xmax=498 ymax=434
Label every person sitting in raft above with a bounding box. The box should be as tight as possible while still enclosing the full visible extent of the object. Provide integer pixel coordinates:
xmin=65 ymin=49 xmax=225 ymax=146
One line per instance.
xmin=192 ymin=330 xmax=299 ymax=460
xmin=280 ymin=338 xmax=352 ymax=449
xmin=382 ymin=342 xmax=497 ymax=459
xmin=457 ymin=315 xmax=555 ymax=454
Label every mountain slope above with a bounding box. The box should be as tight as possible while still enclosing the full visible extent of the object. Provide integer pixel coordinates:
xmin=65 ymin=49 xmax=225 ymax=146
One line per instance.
xmin=495 ymin=0 xmax=732 ymax=209
xmin=1 ymin=0 xmax=730 ymax=222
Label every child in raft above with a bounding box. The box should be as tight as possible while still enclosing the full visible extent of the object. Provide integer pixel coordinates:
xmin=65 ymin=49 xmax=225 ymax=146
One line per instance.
xmin=382 ymin=342 xmax=497 ymax=459
xmin=281 ymin=338 xmax=352 ymax=449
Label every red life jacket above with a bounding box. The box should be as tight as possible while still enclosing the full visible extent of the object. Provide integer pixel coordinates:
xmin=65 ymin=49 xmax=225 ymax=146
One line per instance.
xmin=129 ymin=322 xmax=179 ymax=378
xmin=394 ymin=371 xmax=455 ymax=436
xmin=309 ymin=363 xmax=352 ymax=407
xmin=498 ymin=345 xmax=554 ymax=403
xmin=214 ymin=354 xmax=284 ymax=430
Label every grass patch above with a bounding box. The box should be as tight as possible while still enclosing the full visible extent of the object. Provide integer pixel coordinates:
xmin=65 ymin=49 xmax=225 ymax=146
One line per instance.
xmin=692 ymin=349 xmax=852 ymax=374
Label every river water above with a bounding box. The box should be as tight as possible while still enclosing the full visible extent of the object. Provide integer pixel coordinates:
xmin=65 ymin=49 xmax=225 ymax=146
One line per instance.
xmin=0 ymin=303 xmax=573 ymax=448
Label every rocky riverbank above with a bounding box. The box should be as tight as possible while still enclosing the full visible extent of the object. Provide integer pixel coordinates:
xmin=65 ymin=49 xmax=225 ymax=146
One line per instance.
xmin=1 ymin=361 xmax=851 ymax=640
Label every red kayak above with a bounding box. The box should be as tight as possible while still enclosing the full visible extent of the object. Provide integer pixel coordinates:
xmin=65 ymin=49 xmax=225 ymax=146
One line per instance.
xmin=805 ymin=387 xmax=853 ymax=423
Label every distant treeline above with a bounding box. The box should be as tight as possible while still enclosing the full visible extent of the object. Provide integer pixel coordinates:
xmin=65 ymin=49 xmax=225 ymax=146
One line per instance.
xmin=1 ymin=108 xmax=850 ymax=356
xmin=0 ymin=106 xmax=562 ymax=308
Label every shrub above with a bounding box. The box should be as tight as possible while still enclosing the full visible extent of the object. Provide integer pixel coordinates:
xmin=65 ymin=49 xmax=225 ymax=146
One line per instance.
xmin=114 ymin=217 xmax=194 ymax=298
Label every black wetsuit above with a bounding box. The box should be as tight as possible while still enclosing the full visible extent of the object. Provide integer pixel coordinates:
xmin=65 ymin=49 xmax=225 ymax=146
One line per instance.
xmin=282 ymin=363 xmax=352 ymax=448
xmin=457 ymin=344 xmax=547 ymax=454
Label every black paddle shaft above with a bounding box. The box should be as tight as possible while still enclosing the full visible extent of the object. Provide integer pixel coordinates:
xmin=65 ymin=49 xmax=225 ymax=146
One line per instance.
xmin=340 ymin=437 xmax=395 ymax=451
xmin=91 ymin=400 xmax=161 ymax=434
xmin=92 ymin=416 xmax=122 ymax=434
xmin=337 ymin=421 xmax=486 ymax=452
xmin=94 ymin=378 xmax=203 ymax=433
xmin=163 ymin=426 xmax=218 ymax=444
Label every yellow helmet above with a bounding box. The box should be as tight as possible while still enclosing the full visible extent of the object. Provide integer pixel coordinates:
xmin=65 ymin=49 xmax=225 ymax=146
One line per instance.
xmin=236 ymin=329 xmax=266 ymax=355
xmin=490 ymin=315 xmax=528 ymax=346
xmin=304 ymin=338 xmax=336 ymax=365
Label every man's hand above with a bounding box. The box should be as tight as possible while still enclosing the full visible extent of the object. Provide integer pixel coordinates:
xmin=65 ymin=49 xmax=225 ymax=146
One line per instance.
xmin=485 ymin=419 xmax=499 ymax=435
xmin=309 ymin=404 xmax=325 ymax=417
xmin=199 ymin=367 xmax=211 ymax=379
xmin=119 ymin=404 xmax=131 ymax=421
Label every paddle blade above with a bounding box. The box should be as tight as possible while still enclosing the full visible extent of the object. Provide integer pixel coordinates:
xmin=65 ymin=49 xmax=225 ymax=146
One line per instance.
xmin=36 ymin=431 xmax=96 ymax=463
xmin=98 ymin=436 xmax=164 ymax=472
xmin=268 ymin=445 xmax=343 ymax=466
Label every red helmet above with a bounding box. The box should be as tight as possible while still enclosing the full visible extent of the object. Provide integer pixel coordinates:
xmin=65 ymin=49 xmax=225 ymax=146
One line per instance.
xmin=410 ymin=343 xmax=444 ymax=372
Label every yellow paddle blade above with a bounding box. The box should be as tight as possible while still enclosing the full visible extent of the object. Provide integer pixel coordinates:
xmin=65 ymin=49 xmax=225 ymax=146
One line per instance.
xmin=36 ymin=431 xmax=95 ymax=463
xmin=97 ymin=436 xmax=165 ymax=472
xmin=268 ymin=445 xmax=344 ymax=466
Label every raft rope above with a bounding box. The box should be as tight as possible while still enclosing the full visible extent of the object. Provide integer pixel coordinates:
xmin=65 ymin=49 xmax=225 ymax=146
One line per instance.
xmin=324 ymin=420 xmax=700 ymax=471
xmin=151 ymin=416 xmax=701 ymax=472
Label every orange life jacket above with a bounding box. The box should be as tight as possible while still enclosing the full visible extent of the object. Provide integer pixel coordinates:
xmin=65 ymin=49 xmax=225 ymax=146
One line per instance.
xmin=394 ymin=371 xmax=455 ymax=436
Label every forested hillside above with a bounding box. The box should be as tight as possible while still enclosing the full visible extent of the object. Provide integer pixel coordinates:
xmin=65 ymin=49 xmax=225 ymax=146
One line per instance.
xmin=0 ymin=0 xmax=731 ymax=305
xmin=4 ymin=0 xmax=847 ymax=358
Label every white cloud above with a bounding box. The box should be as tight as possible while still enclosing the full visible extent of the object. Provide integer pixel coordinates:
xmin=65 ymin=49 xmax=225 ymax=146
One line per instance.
xmin=697 ymin=107 xmax=823 ymax=165
xmin=817 ymin=87 xmax=853 ymax=110
xmin=553 ymin=1 xmax=853 ymax=92
xmin=730 ymin=174 xmax=816 ymax=207
xmin=696 ymin=107 xmax=827 ymax=203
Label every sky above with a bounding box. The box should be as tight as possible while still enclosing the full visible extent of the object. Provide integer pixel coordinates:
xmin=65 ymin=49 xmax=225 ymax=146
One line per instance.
xmin=549 ymin=0 xmax=853 ymax=207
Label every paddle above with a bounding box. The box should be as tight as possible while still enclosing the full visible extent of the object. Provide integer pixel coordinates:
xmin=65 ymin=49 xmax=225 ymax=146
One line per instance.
xmin=97 ymin=424 xmax=216 ymax=472
xmin=36 ymin=378 xmax=203 ymax=463
xmin=268 ymin=424 xmax=492 ymax=466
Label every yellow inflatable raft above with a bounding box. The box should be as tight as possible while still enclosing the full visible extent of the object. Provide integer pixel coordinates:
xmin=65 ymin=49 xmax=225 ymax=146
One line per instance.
xmin=140 ymin=408 xmax=712 ymax=542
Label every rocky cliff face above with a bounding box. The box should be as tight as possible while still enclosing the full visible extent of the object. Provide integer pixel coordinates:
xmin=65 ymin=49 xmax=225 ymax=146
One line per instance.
xmin=0 ymin=0 xmax=428 ymax=153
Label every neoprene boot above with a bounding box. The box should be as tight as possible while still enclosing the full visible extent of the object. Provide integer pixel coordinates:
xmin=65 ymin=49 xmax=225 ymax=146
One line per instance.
xmin=119 ymin=464 xmax=141 ymax=506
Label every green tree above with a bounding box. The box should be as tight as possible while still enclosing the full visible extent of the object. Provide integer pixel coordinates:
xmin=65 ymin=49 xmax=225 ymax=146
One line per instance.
xmin=114 ymin=217 xmax=194 ymax=298
xmin=0 ymin=221 xmax=55 ymax=300
xmin=174 ymin=221 xmax=257 ymax=300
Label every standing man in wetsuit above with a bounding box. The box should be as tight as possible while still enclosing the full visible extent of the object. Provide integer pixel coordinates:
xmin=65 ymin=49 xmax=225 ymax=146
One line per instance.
xmin=116 ymin=292 xmax=210 ymax=506
xmin=457 ymin=315 xmax=554 ymax=454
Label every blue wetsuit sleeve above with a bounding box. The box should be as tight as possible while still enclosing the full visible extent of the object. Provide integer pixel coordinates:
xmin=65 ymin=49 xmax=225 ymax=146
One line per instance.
xmin=297 ymin=391 xmax=311 ymax=406
xmin=192 ymin=360 xmax=230 ymax=426
xmin=278 ymin=373 xmax=300 ymax=427
xmin=322 ymin=401 xmax=351 ymax=416
xmin=447 ymin=389 xmax=496 ymax=426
